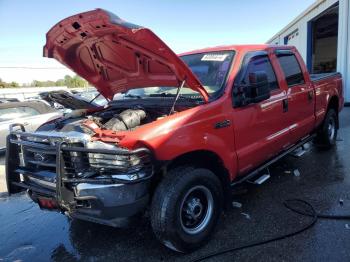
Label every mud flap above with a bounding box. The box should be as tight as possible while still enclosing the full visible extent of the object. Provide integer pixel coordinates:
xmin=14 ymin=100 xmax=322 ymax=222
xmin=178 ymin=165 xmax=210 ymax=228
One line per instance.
xmin=5 ymin=134 xmax=25 ymax=194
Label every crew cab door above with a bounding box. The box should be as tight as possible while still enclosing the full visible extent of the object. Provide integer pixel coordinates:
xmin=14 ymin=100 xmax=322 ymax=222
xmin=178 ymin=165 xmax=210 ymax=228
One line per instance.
xmin=274 ymin=50 xmax=315 ymax=143
xmin=232 ymin=51 xmax=290 ymax=175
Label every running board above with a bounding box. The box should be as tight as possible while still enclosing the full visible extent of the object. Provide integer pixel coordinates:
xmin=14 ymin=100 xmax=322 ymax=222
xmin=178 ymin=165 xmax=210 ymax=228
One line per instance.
xmin=247 ymin=167 xmax=270 ymax=185
xmin=231 ymin=134 xmax=315 ymax=187
xmin=252 ymin=174 xmax=270 ymax=185
xmin=289 ymin=143 xmax=310 ymax=158
xmin=290 ymin=148 xmax=306 ymax=157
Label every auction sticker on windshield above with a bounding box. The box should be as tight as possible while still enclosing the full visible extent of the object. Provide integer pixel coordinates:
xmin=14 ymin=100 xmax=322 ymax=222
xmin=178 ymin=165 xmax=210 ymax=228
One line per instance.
xmin=201 ymin=53 xmax=228 ymax=61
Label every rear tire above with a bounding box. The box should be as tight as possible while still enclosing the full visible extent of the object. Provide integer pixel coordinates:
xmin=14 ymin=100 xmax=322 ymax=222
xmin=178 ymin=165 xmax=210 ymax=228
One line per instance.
xmin=150 ymin=167 xmax=224 ymax=253
xmin=315 ymin=108 xmax=338 ymax=149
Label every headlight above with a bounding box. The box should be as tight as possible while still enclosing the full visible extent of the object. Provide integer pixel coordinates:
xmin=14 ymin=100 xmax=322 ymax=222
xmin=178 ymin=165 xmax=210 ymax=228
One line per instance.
xmin=75 ymin=141 xmax=153 ymax=181
xmin=88 ymin=153 xmax=141 ymax=168
xmin=63 ymin=141 xmax=152 ymax=182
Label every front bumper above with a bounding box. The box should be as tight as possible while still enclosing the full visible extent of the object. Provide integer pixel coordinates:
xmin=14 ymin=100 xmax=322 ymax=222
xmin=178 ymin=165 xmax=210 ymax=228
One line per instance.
xmin=6 ymin=127 xmax=153 ymax=227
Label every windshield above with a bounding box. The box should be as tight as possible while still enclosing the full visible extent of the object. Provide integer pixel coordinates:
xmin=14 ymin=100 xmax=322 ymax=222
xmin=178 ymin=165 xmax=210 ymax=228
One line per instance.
xmin=119 ymin=51 xmax=235 ymax=100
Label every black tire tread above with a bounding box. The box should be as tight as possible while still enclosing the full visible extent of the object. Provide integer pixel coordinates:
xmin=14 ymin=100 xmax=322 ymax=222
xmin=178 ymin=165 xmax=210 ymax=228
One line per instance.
xmin=315 ymin=108 xmax=338 ymax=149
xmin=150 ymin=166 xmax=223 ymax=253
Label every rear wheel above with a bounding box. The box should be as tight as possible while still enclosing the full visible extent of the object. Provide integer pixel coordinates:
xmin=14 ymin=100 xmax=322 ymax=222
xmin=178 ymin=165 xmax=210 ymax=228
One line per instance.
xmin=315 ymin=108 xmax=338 ymax=148
xmin=150 ymin=167 xmax=223 ymax=253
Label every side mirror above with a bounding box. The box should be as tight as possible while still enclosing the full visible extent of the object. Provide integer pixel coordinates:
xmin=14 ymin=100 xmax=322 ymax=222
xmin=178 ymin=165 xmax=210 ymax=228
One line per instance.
xmin=246 ymin=71 xmax=270 ymax=104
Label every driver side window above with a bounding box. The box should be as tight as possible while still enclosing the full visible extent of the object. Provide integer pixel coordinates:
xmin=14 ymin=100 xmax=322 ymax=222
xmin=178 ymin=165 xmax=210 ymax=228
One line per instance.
xmin=233 ymin=52 xmax=278 ymax=107
xmin=243 ymin=55 xmax=278 ymax=91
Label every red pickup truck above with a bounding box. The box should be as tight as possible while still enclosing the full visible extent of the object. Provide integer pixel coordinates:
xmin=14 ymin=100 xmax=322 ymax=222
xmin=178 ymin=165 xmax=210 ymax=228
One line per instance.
xmin=6 ymin=9 xmax=344 ymax=252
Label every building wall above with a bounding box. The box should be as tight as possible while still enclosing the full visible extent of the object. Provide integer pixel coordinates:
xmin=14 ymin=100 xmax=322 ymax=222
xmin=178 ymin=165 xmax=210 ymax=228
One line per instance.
xmin=268 ymin=0 xmax=350 ymax=103
xmin=337 ymin=0 xmax=350 ymax=103
xmin=269 ymin=0 xmax=338 ymax=58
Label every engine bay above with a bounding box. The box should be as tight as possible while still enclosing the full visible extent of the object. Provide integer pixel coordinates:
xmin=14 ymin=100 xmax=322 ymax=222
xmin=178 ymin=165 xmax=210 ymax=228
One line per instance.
xmin=37 ymin=100 xmax=195 ymax=137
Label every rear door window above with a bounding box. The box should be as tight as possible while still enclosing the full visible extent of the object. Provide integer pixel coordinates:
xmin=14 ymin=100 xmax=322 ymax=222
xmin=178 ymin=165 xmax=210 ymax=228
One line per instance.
xmin=276 ymin=52 xmax=305 ymax=87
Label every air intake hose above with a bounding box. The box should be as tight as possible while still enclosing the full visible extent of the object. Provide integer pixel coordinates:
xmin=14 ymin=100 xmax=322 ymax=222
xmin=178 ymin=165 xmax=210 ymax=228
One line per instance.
xmin=104 ymin=109 xmax=146 ymax=131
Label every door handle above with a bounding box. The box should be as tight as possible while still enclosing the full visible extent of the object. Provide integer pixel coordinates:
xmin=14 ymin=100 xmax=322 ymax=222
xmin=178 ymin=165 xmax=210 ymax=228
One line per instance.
xmin=308 ymin=90 xmax=314 ymax=101
xmin=282 ymin=99 xmax=288 ymax=112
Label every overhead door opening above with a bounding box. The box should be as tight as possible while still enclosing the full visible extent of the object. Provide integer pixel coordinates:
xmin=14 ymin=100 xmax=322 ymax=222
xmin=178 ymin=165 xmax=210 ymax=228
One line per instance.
xmin=310 ymin=4 xmax=339 ymax=74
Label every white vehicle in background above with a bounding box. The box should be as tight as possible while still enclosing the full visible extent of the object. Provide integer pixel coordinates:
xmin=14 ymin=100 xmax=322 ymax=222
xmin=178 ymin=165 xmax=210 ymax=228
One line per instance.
xmin=38 ymin=90 xmax=107 ymax=113
xmin=0 ymin=100 xmax=62 ymax=151
xmin=0 ymin=98 xmax=20 ymax=103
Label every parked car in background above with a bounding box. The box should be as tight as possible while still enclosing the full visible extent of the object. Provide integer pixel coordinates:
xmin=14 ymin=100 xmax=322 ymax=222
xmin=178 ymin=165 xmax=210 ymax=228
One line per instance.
xmin=24 ymin=98 xmax=52 ymax=108
xmin=38 ymin=90 xmax=106 ymax=111
xmin=0 ymin=98 xmax=20 ymax=103
xmin=0 ymin=101 xmax=62 ymax=151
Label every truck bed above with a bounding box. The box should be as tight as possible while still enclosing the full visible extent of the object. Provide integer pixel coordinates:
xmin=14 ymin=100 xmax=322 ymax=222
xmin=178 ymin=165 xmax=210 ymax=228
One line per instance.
xmin=311 ymin=71 xmax=343 ymax=129
xmin=310 ymin=72 xmax=341 ymax=82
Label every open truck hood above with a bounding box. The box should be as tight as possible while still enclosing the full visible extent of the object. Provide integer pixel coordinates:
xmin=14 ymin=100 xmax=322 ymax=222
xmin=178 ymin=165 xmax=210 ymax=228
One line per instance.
xmin=44 ymin=9 xmax=209 ymax=101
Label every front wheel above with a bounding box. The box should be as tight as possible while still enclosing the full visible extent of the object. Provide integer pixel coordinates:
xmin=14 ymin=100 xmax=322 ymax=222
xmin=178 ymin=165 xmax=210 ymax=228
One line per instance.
xmin=150 ymin=167 xmax=224 ymax=253
xmin=315 ymin=108 xmax=338 ymax=148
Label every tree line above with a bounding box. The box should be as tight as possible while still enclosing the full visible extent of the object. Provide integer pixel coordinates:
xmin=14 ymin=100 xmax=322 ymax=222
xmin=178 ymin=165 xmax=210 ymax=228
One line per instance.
xmin=0 ymin=75 xmax=89 ymax=88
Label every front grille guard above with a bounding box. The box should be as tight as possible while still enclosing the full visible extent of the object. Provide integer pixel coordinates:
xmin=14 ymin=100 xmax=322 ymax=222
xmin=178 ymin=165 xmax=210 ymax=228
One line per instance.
xmin=6 ymin=124 xmax=153 ymax=210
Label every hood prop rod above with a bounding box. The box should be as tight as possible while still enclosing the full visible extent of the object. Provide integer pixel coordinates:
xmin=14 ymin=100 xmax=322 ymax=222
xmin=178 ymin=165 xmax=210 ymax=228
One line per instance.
xmin=169 ymin=79 xmax=186 ymax=116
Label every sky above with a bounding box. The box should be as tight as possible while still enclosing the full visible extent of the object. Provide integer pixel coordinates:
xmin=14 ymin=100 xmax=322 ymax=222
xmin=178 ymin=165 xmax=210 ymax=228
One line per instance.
xmin=0 ymin=0 xmax=315 ymax=84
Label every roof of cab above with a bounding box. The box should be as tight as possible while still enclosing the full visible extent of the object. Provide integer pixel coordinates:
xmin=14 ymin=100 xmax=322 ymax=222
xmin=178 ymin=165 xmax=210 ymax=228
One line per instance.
xmin=179 ymin=44 xmax=294 ymax=56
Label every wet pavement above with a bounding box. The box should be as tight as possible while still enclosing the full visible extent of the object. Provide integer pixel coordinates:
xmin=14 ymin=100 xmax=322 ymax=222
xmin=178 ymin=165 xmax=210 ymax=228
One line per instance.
xmin=1 ymin=108 xmax=350 ymax=262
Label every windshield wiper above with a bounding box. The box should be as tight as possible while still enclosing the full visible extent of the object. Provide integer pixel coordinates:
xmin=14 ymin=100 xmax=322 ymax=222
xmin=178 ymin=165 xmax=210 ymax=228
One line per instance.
xmin=149 ymin=92 xmax=197 ymax=99
xmin=150 ymin=92 xmax=203 ymax=104
xmin=149 ymin=92 xmax=175 ymax=97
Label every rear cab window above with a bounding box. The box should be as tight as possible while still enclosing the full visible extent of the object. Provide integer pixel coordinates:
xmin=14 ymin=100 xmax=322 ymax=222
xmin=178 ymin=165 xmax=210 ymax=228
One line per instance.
xmin=276 ymin=50 xmax=305 ymax=87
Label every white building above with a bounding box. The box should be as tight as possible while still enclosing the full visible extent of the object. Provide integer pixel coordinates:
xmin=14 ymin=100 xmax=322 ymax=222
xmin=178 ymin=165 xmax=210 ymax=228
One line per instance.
xmin=267 ymin=0 xmax=350 ymax=104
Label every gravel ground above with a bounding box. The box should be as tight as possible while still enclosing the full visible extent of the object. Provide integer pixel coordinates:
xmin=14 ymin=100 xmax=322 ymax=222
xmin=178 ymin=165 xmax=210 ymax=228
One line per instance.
xmin=0 ymin=108 xmax=349 ymax=262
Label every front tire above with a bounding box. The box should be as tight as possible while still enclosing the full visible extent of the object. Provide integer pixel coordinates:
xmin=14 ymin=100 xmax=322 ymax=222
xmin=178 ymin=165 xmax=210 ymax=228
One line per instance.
xmin=315 ymin=108 xmax=338 ymax=148
xmin=150 ymin=167 xmax=224 ymax=253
